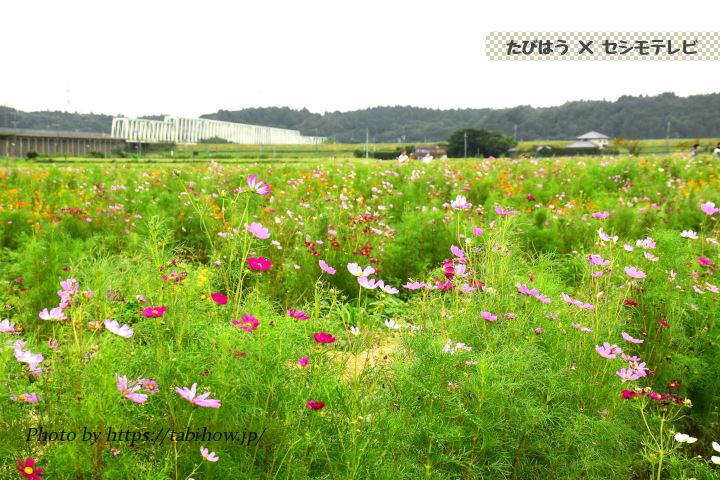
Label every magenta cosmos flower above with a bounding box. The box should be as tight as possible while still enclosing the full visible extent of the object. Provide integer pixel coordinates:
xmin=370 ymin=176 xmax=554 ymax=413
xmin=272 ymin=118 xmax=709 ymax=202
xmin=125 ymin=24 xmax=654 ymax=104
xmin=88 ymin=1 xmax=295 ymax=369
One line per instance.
xmin=210 ymin=292 xmax=227 ymax=305
xmin=176 ymin=383 xmax=221 ymax=408
xmin=288 ymin=309 xmax=309 ymax=320
xmin=306 ymin=400 xmax=325 ymax=410
xmin=624 ymin=266 xmax=646 ymax=279
xmin=319 ymin=260 xmax=336 ymax=275
xmin=314 ymin=332 xmax=336 ymax=344
xmin=697 ymin=257 xmax=713 ymax=266
xmin=16 ymin=458 xmax=44 ymax=480
xmin=248 ymin=257 xmax=272 ymax=271
xmin=142 ymin=306 xmax=167 ymax=318
xmin=592 ymin=211 xmax=610 ymax=219
xmin=233 ymin=314 xmax=259 ymax=332
xmin=247 ymin=222 xmax=270 ymax=239
xmin=116 ymin=374 xmax=148 ymax=404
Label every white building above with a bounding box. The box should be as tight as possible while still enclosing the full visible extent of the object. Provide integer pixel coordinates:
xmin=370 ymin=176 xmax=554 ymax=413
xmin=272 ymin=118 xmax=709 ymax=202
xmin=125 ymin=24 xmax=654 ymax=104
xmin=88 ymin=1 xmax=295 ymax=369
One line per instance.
xmin=111 ymin=116 xmax=326 ymax=145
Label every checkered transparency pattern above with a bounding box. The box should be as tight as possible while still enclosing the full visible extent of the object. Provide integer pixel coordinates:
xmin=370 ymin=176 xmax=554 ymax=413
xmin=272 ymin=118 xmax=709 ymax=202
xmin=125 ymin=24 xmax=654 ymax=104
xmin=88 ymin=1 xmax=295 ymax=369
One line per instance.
xmin=485 ymin=32 xmax=720 ymax=61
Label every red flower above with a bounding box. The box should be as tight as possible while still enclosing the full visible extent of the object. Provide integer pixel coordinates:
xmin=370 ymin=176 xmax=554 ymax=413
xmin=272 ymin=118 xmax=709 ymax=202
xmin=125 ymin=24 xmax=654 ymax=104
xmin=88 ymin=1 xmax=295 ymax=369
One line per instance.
xmin=17 ymin=458 xmax=44 ymax=480
xmin=210 ymin=292 xmax=227 ymax=305
xmin=306 ymin=400 xmax=325 ymax=410
xmin=142 ymin=306 xmax=167 ymax=318
xmin=313 ymin=332 xmax=336 ymax=344
xmin=247 ymin=257 xmax=272 ymax=271
xmin=658 ymin=318 xmax=669 ymax=328
xmin=623 ymin=299 xmax=638 ymax=307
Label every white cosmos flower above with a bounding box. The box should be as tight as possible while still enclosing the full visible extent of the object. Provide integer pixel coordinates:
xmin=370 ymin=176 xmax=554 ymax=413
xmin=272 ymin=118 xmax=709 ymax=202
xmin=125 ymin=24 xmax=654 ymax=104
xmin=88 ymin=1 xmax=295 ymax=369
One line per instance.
xmin=674 ymin=433 xmax=697 ymax=444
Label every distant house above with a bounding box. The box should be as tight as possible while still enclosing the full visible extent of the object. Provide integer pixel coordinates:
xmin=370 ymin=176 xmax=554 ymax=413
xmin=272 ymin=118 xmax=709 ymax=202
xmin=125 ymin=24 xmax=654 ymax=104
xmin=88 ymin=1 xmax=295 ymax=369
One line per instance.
xmin=566 ymin=131 xmax=611 ymax=149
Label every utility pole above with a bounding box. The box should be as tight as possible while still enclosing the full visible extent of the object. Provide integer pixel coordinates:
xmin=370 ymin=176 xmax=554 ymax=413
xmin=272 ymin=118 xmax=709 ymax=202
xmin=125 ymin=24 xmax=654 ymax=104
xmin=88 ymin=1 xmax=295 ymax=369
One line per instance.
xmin=365 ymin=127 xmax=369 ymax=159
xmin=665 ymin=120 xmax=671 ymax=154
xmin=464 ymin=131 xmax=468 ymax=159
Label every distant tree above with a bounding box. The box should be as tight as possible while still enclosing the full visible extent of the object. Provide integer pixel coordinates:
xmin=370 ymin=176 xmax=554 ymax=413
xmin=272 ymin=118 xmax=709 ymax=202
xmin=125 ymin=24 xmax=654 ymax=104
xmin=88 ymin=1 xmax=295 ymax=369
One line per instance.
xmin=446 ymin=128 xmax=516 ymax=158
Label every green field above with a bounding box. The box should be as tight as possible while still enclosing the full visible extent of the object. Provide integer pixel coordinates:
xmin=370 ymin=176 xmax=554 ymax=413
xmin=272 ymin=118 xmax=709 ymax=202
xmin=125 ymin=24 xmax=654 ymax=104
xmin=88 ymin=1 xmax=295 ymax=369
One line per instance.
xmin=1 ymin=154 xmax=719 ymax=479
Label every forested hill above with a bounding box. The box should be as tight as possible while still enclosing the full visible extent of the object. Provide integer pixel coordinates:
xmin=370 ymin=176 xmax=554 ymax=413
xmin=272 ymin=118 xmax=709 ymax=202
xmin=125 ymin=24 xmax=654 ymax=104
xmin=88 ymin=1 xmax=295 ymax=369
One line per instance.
xmin=3 ymin=92 xmax=719 ymax=142
xmin=201 ymin=92 xmax=720 ymax=142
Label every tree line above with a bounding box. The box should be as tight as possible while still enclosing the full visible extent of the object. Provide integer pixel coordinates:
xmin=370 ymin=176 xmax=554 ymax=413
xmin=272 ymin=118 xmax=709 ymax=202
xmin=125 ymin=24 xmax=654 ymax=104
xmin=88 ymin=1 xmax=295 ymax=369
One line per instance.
xmin=2 ymin=91 xmax=719 ymax=142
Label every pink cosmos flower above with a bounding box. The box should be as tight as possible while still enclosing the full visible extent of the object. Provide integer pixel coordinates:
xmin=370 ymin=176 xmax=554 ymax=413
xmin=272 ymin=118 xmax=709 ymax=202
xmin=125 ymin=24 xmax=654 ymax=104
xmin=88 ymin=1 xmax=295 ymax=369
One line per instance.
xmin=534 ymin=327 xmax=542 ymax=335
xmin=248 ymin=257 xmax=272 ymax=271
xmin=480 ymin=311 xmax=497 ymax=322
xmin=142 ymin=306 xmax=167 ymax=318
xmin=616 ymin=368 xmax=641 ymax=382
xmin=624 ymin=266 xmax=646 ymax=279
xmin=404 ymin=281 xmax=426 ymax=290
xmin=596 ymin=342 xmax=623 ymax=359
xmin=200 ymin=446 xmax=220 ymax=462
xmin=306 ymin=400 xmax=325 ymax=410
xmin=588 ymin=254 xmax=610 ymax=267
xmin=592 ymin=211 xmax=610 ymax=219
xmin=495 ymin=205 xmax=518 ymax=215
xmin=450 ymin=245 xmax=465 ymax=258
xmin=38 ymin=307 xmax=66 ymax=322
xmin=1 ymin=319 xmax=18 ymax=334
xmin=139 ymin=379 xmax=159 ymax=393
xmin=319 ymin=260 xmax=336 ymax=275
xmin=700 ymin=201 xmax=720 ymax=216
xmin=11 ymin=392 xmax=41 ymax=403
xmin=247 ymin=222 xmax=270 ymax=239
xmin=621 ymin=332 xmax=644 ymax=344
xmin=247 ymin=174 xmax=271 ymax=195
xmin=116 ymin=374 xmax=148 ymax=404
xmin=347 ymin=263 xmax=375 ymax=277
xmin=314 ymin=332 xmax=336 ymax=344
xmin=104 ymin=319 xmax=134 ymax=338
xmin=211 ymin=292 xmax=228 ymax=305
xmin=288 ymin=309 xmax=309 ymax=320
xmin=572 ymin=323 xmax=593 ymax=333
xmin=233 ymin=314 xmax=259 ymax=332
xmin=380 ymin=282 xmax=399 ymax=294
xmin=358 ymin=276 xmax=380 ymax=289
xmin=450 ymin=195 xmax=472 ymax=210
xmin=298 ymin=356 xmax=309 ymax=367
xmin=472 ymin=227 xmax=484 ymax=236
xmin=14 ymin=346 xmax=44 ymax=371
xmin=176 ymin=383 xmax=221 ymax=408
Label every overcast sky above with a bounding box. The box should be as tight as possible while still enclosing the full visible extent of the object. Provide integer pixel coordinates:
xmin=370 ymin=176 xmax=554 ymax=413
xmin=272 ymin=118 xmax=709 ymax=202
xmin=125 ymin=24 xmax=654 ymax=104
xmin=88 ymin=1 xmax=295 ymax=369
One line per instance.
xmin=2 ymin=0 xmax=719 ymax=117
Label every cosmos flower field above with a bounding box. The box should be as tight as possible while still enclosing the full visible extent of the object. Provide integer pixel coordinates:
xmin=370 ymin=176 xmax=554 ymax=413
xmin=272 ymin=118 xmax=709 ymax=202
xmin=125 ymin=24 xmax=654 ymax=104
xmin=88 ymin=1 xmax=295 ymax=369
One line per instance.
xmin=1 ymin=155 xmax=719 ymax=479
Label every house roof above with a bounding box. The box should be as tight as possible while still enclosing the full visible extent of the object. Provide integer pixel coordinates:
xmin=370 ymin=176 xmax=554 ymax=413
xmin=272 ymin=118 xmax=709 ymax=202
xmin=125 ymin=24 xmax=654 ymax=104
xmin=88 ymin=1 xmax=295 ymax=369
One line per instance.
xmin=566 ymin=140 xmax=601 ymax=149
xmin=577 ymin=131 xmax=610 ymax=140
